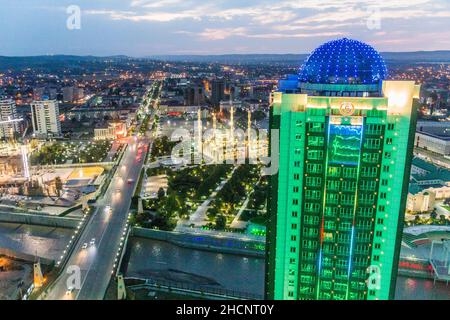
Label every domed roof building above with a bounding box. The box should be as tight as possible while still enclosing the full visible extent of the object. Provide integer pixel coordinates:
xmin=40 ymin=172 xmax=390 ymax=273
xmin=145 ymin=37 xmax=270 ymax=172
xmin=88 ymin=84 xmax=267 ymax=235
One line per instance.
xmin=267 ymin=38 xmax=421 ymax=301
xmin=299 ymin=38 xmax=387 ymax=85
xmin=278 ymin=38 xmax=389 ymax=97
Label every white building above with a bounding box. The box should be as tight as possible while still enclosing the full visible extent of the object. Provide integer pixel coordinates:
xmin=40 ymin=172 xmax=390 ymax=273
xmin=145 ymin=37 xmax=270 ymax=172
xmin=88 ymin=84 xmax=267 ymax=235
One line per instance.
xmin=94 ymin=121 xmax=127 ymax=140
xmin=407 ymin=157 xmax=450 ymax=213
xmin=415 ymin=121 xmax=450 ymax=156
xmin=0 ymin=99 xmax=20 ymax=139
xmin=31 ymin=99 xmax=62 ymax=137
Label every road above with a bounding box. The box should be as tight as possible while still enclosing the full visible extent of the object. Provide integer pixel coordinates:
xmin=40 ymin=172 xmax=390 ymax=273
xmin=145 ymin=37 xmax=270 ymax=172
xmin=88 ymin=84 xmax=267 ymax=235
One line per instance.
xmin=42 ymin=135 xmax=149 ymax=300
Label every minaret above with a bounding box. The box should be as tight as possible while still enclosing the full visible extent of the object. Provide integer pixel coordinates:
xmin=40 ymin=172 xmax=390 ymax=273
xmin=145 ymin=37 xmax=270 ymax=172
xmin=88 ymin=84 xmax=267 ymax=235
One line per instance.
xmin=212 ymin=112 xmax=217 ymax=163
xmin=33 ymin=257 xmax=45 ymax=288
xmin=117 ymin=274 xmax=127 ymax=300
xmin=197 ymin=108 xmax=203 ymax=163
xmin=21 ymin=144 xmax=30 ymax=181
xmin=229 ymin=105 xmax=235 ymax=162
xmin=247 ymin=110 xmax=251 ymax=162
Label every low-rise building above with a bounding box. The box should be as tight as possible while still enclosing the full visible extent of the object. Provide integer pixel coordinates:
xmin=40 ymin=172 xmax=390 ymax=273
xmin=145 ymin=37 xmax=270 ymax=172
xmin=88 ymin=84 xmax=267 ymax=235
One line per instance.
xmin=94 ymin=121 xmax=127 ymax=140
xmin=407 ymin=157 xmax=450 ymax=212
xmin=415 ymin=121 xmax=450 ymax=156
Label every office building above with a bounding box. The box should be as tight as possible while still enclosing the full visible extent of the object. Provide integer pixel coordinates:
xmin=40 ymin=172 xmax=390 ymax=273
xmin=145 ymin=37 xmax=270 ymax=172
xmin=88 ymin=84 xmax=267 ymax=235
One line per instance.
xmin=184 ymin=85 xmax=205 ymax=106
xmin=265 ymin=38 xmax=420 ymax=300
xmin=211 ymin=79 xmax=225 ymax=106
xmin=415 ymin=121 xmax=450 ymax=156
xmin=0 ymin=99 xmax=20 ymax=139
xmin=31 ymin=98 xmax=62 ymax=137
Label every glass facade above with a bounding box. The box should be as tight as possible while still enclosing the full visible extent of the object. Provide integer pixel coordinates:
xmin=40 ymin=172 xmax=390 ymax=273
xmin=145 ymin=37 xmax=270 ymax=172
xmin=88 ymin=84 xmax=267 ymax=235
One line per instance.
xmin=266 ymin=82 xmax=419 ymax=300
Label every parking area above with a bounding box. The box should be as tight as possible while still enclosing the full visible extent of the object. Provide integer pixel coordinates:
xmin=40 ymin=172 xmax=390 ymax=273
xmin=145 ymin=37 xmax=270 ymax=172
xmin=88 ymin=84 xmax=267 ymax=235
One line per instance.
xmin=141 ymin=175 xmax=168 ymax=199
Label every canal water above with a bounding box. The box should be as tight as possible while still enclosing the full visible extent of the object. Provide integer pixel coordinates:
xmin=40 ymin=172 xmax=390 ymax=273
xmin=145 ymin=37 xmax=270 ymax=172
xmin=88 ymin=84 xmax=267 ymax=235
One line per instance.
xmin=0 ymin=222 xmax=72 ymax=261
xmin=0 ymin=224 xmax=448 ymax=299
xmin=125 ymin=237 xmax=450 ymax=300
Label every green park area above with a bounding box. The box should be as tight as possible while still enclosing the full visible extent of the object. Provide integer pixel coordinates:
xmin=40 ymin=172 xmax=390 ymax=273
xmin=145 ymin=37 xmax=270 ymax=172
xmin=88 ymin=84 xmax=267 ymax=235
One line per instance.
xmin=405 ymin=206 xmax=450 ymax=227
xmin=139 ymin=115 xmax=151 ymax=135
xmin=238 ymin=177 xmax=269 ymax=224
xmin=150 ymin=136 xmax=178 ymax=161
xmin=205 ymin=165 xmax=264 ymax=230
xmin=30 ymin=140 xmax=112 ymax=165
xmin=130 ymin=164 xmax=233 ymax=231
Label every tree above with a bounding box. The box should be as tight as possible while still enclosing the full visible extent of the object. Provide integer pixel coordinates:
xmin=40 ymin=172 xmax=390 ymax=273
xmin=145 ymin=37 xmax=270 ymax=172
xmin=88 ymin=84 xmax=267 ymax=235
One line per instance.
xmin=160 ymin=194 xmax=179 ymax=217
xmin=430 ymin=209 xmax=438 ymax=220
xmin=215 ymin=215 xmax=227 ymax=230
xmin=157 ymin=187 xmax=165 ymax=199
xmin=55 ymin=176 xmax=63 ymax=197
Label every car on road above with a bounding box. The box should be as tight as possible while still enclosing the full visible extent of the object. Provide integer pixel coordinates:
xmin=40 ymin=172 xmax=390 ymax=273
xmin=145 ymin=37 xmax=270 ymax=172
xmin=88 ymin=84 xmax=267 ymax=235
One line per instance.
xmin=127 ymin=179 xmax=134 ymax=185
xmin=90 ymin=238 xmax=96 ymax=247
xmin=66 ymin=287 xmax=74 ymax=295
xmin=105 ymin=205 xmax=111 ymax=214
xmin=81 ymin=243 xmax=88 ymax=250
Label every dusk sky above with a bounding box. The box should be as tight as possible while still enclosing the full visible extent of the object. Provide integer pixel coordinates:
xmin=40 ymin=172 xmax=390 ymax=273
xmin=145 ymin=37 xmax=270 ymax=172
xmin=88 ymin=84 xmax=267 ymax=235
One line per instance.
xmin=1 ymin=0 xmax=450 ymax=56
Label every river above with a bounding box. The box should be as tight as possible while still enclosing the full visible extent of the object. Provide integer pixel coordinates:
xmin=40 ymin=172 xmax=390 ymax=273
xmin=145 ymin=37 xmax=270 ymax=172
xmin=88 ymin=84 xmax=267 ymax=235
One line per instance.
xmin=125 ymin=237 xmax=449 ymax=300
xmin=0 ymin=222 xmax=72 ymax=261
xmin=0 ymin=224 xmax=448 ymax=299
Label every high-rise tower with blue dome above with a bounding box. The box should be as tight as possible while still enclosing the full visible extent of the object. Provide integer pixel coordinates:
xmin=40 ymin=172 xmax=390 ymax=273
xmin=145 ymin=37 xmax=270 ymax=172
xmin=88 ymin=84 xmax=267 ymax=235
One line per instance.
xmin=266 ymin=38 xmax=420 ymax=300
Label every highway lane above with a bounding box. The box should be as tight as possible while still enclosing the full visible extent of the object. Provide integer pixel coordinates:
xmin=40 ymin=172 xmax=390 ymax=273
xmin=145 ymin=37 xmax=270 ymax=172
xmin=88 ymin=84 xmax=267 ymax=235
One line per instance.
xmin=43 ymin=136 xmax=149 ymax=300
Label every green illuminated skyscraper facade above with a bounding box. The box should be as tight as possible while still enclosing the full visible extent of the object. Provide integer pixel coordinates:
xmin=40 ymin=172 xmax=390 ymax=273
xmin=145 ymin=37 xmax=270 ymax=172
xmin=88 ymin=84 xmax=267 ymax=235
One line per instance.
xmin=265 ymin=39 xmax=420 ymax=300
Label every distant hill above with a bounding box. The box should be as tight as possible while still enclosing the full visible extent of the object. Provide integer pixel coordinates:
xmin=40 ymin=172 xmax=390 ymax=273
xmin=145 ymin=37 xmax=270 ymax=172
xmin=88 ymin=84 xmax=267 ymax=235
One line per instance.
xmin=146 ymin=54 xmax=308 ymax=64
xmin=148 ymin=51 xmax=450 ymax=64
xmin=382 ymin=51 xmax=450 ymax=63
xmin=0 ymin=55 xmax=131 ymax=70
xmin=1 ymin=51 xmax=449 ymax=70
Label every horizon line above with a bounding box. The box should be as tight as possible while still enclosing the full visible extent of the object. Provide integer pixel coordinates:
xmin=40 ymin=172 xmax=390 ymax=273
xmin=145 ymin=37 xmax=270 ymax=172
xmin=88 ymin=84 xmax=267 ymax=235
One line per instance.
xmin=1 ymin=49 xmax=450 ymax=59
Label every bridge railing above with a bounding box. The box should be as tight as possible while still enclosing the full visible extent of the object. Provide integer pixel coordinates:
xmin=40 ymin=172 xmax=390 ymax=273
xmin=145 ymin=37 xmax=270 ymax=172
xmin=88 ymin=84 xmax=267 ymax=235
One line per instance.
xmin=125 ymin=277 xmax=263 ymax=300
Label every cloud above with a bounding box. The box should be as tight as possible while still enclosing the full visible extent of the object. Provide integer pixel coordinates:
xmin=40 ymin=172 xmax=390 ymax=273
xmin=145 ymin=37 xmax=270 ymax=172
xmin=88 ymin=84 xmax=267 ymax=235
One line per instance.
xmin=247 ymin=32 xmax=346 ymax=39
xmin=84 ymin=0 xmax=450 ymax=44
xmin=197 ymin=28 xmax=249 ymax=40
xmin=178 ymin=28 xmax=345 ymax=41
xmin=132 ymin=0 xmax=186 ymax=8
xmin=85 ymin=8 xmax=206 ymax=22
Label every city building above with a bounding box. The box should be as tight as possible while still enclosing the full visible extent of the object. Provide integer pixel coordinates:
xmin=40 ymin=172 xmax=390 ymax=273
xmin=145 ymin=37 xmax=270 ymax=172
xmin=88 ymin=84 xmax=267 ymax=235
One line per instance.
xmin=73 ymin=87 xmax=84 ymax=101
xmin=63 ymin=86 xmax=74 ymax=103
xmin=210 ymin=78 xmax=225 ymax=106
xmin=94 ymin=121 xmax=127 ymax=140
xmin=407 ymin=157 xmax=450 ymax=212
xmin=184 ymin=85 xmax=205 ymax=106
xmin=415 ymin=121 xmax=450 ymax=156
xmin=0 ymin=99 xmax=20 ymax=139
xmin=265 ymin=38 xmax=420 ymax=300
xmin=31 ymin=98 xmax=62 ymax=137
xmin=33 ymin=87 xmax=45 ymax=100
xmin=219 ymin=100 xmax=242 ymax=112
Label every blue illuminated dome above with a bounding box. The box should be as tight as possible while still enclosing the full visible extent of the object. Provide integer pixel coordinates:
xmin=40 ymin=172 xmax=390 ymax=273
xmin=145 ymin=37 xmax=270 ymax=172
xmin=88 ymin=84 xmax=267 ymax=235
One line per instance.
xmin=299 ymin=38 xmax=387 ymax=85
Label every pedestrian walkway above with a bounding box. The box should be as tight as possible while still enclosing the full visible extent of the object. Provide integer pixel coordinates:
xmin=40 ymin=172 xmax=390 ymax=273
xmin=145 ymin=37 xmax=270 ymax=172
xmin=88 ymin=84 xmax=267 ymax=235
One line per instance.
xmin=175 ymin=167 xmax=237 ymax=230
